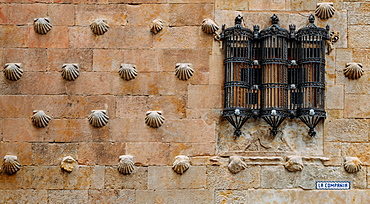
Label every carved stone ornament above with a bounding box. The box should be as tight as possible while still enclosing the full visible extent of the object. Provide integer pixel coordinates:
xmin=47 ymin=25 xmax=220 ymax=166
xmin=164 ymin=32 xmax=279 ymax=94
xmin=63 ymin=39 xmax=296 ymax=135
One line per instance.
xmin=344 ymin=63 xmax=364 ymax=80
xmin=3 ymin=63 xmax=23 ymax=81
xmin=175 ymin=63 xmax=194 ymax=81
xmin=172 ymin=155 xmax=190 ymax=174
xmin=118 ymin=155 xmax=135 ymax=175
xmin=150 ymin=19 xmax=164 ymax=34
xmin=60 ymin=156 xmax=78 ymax=173
xmin=119 ymin=64 xmax=138 ymax=81
xmin=34 ymin=18 xmax=52 ymax=35
xmin=61 ymin=64 xmax=80 ymax=81
xmin=88 ymin=110 xmax=109 ymax=128
xmin=145 ymin=111 xmax=165 ymax=128
xmin=344 ymin=157 xmax=362 ymax=173
xmin=228 ymin=156 xmax=247 ymax=174
xmin=90 ymin=19 xmax=109 ymax=35
xmin=315 ymin=2 xmax=335 ymax=20
xmin=2 ymin=155 xmax=21 ymax=175
xmin=31 ymin=110 xmax=51 ymax=128
xmin=327 ymin=31 xmax=339 ymax=54
xmin=284 ymin=156 xmax=304 ymax=172
xmin=201 ymin=19 xmax=219 ymax=34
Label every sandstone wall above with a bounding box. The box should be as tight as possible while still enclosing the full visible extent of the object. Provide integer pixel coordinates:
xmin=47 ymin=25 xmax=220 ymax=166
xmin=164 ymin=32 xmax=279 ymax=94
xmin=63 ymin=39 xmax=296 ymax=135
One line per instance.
xmin=0 ymin=0 xmax=370 ymax=203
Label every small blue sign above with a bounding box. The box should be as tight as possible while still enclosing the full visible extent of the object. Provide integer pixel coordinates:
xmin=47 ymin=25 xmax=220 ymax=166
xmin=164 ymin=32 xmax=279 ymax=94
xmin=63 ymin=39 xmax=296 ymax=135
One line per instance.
xmin=316 ymin=181 xmax=350 ymax=190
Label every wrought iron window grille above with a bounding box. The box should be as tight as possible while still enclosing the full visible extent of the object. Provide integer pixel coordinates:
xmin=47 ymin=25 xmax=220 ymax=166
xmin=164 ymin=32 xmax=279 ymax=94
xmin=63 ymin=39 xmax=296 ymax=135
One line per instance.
xmin=221 ymin=14 xmax=329 ymax=137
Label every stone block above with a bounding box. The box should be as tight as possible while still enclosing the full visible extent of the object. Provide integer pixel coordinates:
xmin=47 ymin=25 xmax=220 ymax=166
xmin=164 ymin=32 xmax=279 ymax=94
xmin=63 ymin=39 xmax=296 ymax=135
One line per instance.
xmin=249 ymin=0 xmax=272 ymax=10
xmin=247 ymin=189 xmax=297 ymax=203
xmin=121 ymin=49 xmax=161 ymax=72
xmin=75 ymin=4 xmax=127 ymax=26
xmin=48 ymin=190 xmax=89 ymax=204
xmin=64 ymin=72 xmax=111 ymax=95
xmin=88 ymin=190 xmax=136 ymax=203
xmin=109 ymin=0 xmax=166 ymax=3
xmin=347 ymin=190 xmax=370 ymax=204
xmin=186 ymin=109 xmax=222 ymax=126
xmin=0 ymin=4 xmax=9 ymax=24
xmin=342 ymin=143 xmax=370 ymax=166
xmin=346 ymin=2 xmax=370 ymax=25
xmin=0 ymin=169 xmax=23 ymax=190
xmin=260 ymin=166 xmax=301 ymax=189
xmin=126 ymin=142 xmax=171 ymax=166
xmin=8 ymin=4 xmax=47 ymax=25
xmin=0 ymin=95 xmax=33 ymax=118
xmin=326 ymin=85 xmax=344 ymax=109
xmin=148 ymin=166 xmax=206 ymax=190
xmin=78 ymin=142 xmax=125 ymax=165
xmin=91 ymin=166 xmax=105 ymax=190
xmin=21 ymin=166 xmax=64 ymax=189
xmin=32 ymin=143 xmax=79 ymax=166
xmin=335 ymin=49 xmax=353 ymax=72
xmin=47 ymin=4 xmax=75 ymax=26
xmin=3 ymin=118 xmax=48 ymax=142
xmin=126 ymin=4 xmax=170 ymax=26
xmin=209 ymin=52 xmax=224 ymax=85
xmin=352 ymin=49 xmax=370 ymax=71
xmin=344 ymin=94 xmax=370 ymax=118
xmin=169 ymin=143 xmax=215 ymax=158
xmin=2 ymin=25 xmax=28 ymax=48
xmin=324 ymin=119 xmax=370 ymax=142
xmin=135 ymin=189 xmax=213 ymax=203
xmin=215 ymin=0 xmax=249 ymax=10
xmin=51 ymin=119 xmax=92 ymax=142
xmin=291 ymin=0 xmax=318 ymax=11
xmin=326 ymin=109 xmax=343 ymax=120
xmin=188 ymin=85 xmax=222 ymax=109
xmin=0 ymin=142 xmax=33 ymax=165
xmin=14 ymin=72 xmax=66 ymax=95
xmin=344 ymin=71 xmax=370 ymax=94
xmin=93 ymin=49 xmax=124 ymax=72
xmin=215 ymin=190 xmax=248 ymax=204
xmin=104 ymin=167 xmax=148 ymax=190
xmin=123 ymin=26 xmax=153 ymax=48
xmin=0 ymin=190 xmax=48 ymax=204
xmin=62 ymin=166 xmax=94 ymax=190
xmin=28 ymin=26 xmax=69 ymax=48
xmin=47 ymin=49 xmax=93 ymax=72
xmin=169 ymin=4 xmax=214 ymax=26
xmin=296 ymin=190 xmax=347 ymax=203
xmin=207 ymin=165 xmax=260 ymax=189
xmin=348 ymin=25 xmax=370 ymax=48
xmin=323 ymin=142 xmax=341 ymax=156
xmin=169 ymin=0 xmax=213 ymax=3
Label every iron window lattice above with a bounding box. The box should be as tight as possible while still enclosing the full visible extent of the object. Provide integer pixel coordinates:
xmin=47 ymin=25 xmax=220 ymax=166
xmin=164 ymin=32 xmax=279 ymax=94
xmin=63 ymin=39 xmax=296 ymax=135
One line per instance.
xmin=221 ymin=14 xmax=329 ymax=137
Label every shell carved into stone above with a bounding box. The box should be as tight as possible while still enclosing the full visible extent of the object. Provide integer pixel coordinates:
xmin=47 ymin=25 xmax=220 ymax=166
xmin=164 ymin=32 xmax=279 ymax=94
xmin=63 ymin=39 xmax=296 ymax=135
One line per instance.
xmin=3 ymin=63 xmax=23 ymax=81
xmin=90 ymin=19 xmax=109 ymax=35
xmin=344 ymin=63 xmax=364 ymax=80
xmin=118 ymin=155 xmax=135 ymax=175
xmin=201 ymin=19 xmax=219 ymax=34
xmin=62 ymin=64 xmax=80 ymax=81
xmin=60 ymin=156 xmax=78 ymax=173
xmin=119 ymin=64 xmax=138 ymax=81
xmin=150 ymin=19 xmax=164 ymax=34
xmin=228 ymin=156 xmax=247 ymax=174
xmin=344 ymin=157 xmax=362 ymax=173
xmin=88 ymin=110 xmax=109 ymax=128
xmin=3 ymin=155 xmax=21 ymax=175
xmin=284 ymin=156 xmax=304 ymax=172
xmin=145 ymin=111 xmax=165 ymax=128
xmin=175 ymin=63 xmax=194 ymax=81
xmin=31 ymin=110 xmax=51 ymax=128
xmin=34 ymin=18 xmax=52 ymax=35
xmin=172 ymin=155 xmax=190 ymax=174
xmin=315 ymin=2 xmax=335 ymax=19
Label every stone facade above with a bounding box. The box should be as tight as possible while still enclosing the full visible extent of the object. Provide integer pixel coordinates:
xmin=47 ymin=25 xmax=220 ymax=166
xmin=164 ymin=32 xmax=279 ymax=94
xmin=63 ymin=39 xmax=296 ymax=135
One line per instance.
xmin=1 ymin=0 xmax=370 ymax=203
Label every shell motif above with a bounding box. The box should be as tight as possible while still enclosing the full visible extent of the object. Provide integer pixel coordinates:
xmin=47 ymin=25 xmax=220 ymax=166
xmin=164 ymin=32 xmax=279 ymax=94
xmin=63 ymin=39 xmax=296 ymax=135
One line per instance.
xmin=145 ymin=111 xmax=165 ymax=128
xmin=344 ymin=157 xmax=362 ymax=173
xmin=88 ymin=110 xmax=109 ymax=128
xmin=31 ymin=110 xmax=51 ymax=128
xmin=61 ymin=64 xmax=80 ymax=81
xmin=118 ymin=155 xmax=135 ymax=175
xmin=150 ymin=19 xmax=164 ymax=34
xmin=201 ymin=19 xmax=219 ymax=34
xmin=175 ymin=63 xmax=194 ymax=81
xmin=60 ymin=156 xmax=78 ymax=173
xmin=34 ymin=18 xmax=52 ymax=35
xmin=90 ymin=19 xmax=109 ymax=35
xmin=284 ymin=156 xmax=304 ymax=172
xmin=172 ymin=155 xmax=190 ymax=174
xmin=3 ymin=63 xmax=23 ymax=81
xmin=228 ymin=156 xmax=247 ymax=174
xmin=3 ymin=155 xmax=21 ymax=175
xmin=344 ymin=63 xmax=364 ymax=80
xmin=315 ymin=2 xmax=335 ymax=20
xmin=118 ymin=64 xmax=138 ymax=81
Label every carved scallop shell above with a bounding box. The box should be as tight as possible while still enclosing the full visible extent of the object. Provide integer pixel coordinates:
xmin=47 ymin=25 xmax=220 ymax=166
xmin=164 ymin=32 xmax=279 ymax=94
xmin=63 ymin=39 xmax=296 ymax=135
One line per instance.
xmin=31 ymin=110 xmax=51 ymax=128
xmin=88 ymin=110 xmax=109 ymax=128
xmin=228 ymin=156 xmax=247 ymax=174
xmin=175 ymin=63 xmax=194 ymax=81
xmin=3 ymin=63 xmax=23 ymax=81
xmin=3 ymin=155 xmax=21 ymax=175
xmin=119 ymin=64 xmax=138 ymax=81
xmin=315 ymin=2 xmax=335 ymax=19
xmin=201 ymin=19 xmax=219 ymax=34
xmin=172 ymin=155 xmax=190 ymax=174
xmin=150 ymin=19 xmax=164 ymax=34
xmin=34 ymin=18 xmax=52 ymax=35
xmin=62 ymin=64 xmax=80 ymax=81
xmin=145 ymin=111 xmax=165 ymax=128
xmin=60 ymin=156 xmax=78 ymax=173
xmin=118 ymin=155 xmax=135 ymax=175
xmin=344 ymin=63 xmax=364 ymax=80
xmin=90 ymin=19 xmax=109 ymax=35
xmin=284 ymin=156 xmax=304 ymax=172
xmin=344 ymin=157 xmax=362 ymax=173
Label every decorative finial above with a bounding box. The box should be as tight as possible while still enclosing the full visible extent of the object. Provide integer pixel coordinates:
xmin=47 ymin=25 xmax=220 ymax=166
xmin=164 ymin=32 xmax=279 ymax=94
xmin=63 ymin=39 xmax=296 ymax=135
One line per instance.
xmin=235 ymin=15 xmax=243 ymax=26
xmin=271 ymin=14 xmax=279 ymax=24
xmin=309 ymin=14 xmax=315 ymax=24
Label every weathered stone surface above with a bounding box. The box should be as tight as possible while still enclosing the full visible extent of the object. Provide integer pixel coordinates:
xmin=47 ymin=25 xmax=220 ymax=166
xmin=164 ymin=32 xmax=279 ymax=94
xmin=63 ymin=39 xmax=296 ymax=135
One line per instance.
xmin=248 ymin=189 xmax=297 ymax=203
xmin=2 ymin=25 xmax=28 ymax=48
xmin=32 ymin=143 xmax=78 ymax=166
xmin=344 ymin=94 xmax=370 ymax=118
xmin=215 ymin=190 xmax=248 ymax=204
xmin=344 ymin=71 xmax=370 ymax=94
xmin=148 ymin=166 xmax=206 ymax=189
xmin=48 ymin=190 xmax=89 ymax=204
xmin=3 ymin=48 xmax=47 ymax=72
xmin=104 ymin=167 xmax=148 ymax=190
xmin=125 ymin=142 xmax=171 ymax=166
xmin=215 ymin=0 xmax=249 ymax=10
xmin=323 ymin=142 xmax=342 ymax=156
xmin=0 ymin=142 xmax=32 ymax=165
xmin=188 ymin=85 xmax=222 ymax=109
xmin=348 ymin=25 xmax=370 ymax=48
xmin=169 ymin=143 xmax=215 ymax=158
xmin=0 ymin=4 xmax=9 ymax=24
xmin=47 ymin=4 xmax=75 ymax=26
xmin=3 ymin=118 xmax=49 ymax=142
xmin=28 ymin=26 xmax=69 ymax=48
xmin=126 ymin=4 xmax=169 ymax=26
xmin=75 ymin=4 xmax=126 ymax=26
xmin=159 ymin=48 xmax=210 ymax=72
xmin=347 ymin=190 xmax=370 ymax=204
xmin=207 ymin=165 xmax=260 ymax=189
xmin=78 ymin=142 xmax=126 ymax=165
xmin=8 ymin=4 xmax=47 ymax=25
xmin=169 ymin=4 xmax=214 ymax=26
xmin=324 ymin=119 xmax=370 ymax=142
xmin=88 ymin=189 xmax=135 ymax=203
xmin=326 ymin=85 xmax=344 ymax=109
xmin=122 ymin=26 xmax=153 ymax=48
xmin=64 ymin=72 xmax=111 ymax=95
xmin=48 ymin=48 xmax=93 ymax=72
xmin=343 ymin=143 xmax=370 ymax=166
xmin=136 ymin=189 xmax=213 ymax=203
xmin=0 ymin=190 xmax=48 ymax=204
xmin=249 ymin=0 xmax=288 ymax=11
xmin=297 ymin=190 xmax=347 ymax=203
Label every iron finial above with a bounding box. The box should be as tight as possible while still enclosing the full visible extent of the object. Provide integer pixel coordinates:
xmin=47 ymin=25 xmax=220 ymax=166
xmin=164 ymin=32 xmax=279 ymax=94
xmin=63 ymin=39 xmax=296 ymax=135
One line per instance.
xmin=235 ymin=15 xmax=243 ymax=26
xmin=271 ymin=14 xmax=279 ymax=24
xmin=309 ymin=14 xmax=315 ymax=24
